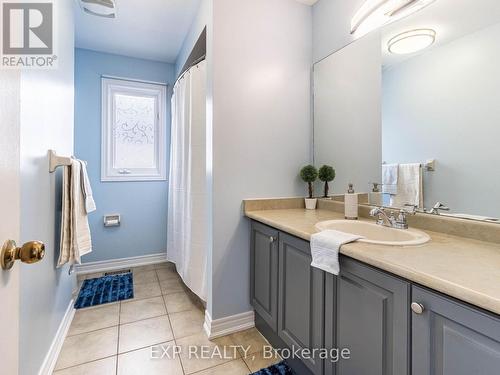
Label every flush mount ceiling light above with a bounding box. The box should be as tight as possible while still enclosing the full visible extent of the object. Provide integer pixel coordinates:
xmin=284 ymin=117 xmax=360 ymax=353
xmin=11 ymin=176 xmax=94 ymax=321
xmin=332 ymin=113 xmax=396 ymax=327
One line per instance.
xmin=79 ymin=0 xmax=116 ymax=18
xmin=388 ymin=28 xmax=436 ymax=54
xmin=351 ymin=0 xmax=436 ymax=37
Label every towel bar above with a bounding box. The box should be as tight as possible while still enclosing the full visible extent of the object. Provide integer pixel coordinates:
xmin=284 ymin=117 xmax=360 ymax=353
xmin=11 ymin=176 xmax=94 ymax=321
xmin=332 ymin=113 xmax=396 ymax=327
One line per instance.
xmin=48 ymin=150 xmax=72 ymax=173
xmin=382 ymin=159 xmax=435 ymax=172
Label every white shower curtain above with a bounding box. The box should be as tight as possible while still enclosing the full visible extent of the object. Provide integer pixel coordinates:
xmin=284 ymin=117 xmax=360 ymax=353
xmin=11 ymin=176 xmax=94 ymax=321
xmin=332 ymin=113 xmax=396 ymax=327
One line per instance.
xmin=167 ymin=60 xmax=207 ymax=301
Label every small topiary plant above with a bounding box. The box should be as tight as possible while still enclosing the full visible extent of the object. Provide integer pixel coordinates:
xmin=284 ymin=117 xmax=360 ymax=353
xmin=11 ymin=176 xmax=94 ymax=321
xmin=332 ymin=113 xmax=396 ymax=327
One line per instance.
xmin=300 ymin=165 xmax=318 ymax=199
xmin=318 ymin=165 xmax=336 ymax=198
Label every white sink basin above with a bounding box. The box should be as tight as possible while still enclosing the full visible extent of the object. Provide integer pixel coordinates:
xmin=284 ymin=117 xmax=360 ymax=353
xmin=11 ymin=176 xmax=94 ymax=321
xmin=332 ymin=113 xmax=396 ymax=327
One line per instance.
xmin=315 ymin=220 xmax=430 ymax=246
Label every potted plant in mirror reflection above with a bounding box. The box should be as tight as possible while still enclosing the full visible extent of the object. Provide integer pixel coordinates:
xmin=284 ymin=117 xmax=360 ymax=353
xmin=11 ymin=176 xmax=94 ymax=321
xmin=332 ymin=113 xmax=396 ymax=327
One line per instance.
xmin=319 ymin=165 xmax=336 ymax=198
xmin=300 ymin=165 xmax=318 ymax=210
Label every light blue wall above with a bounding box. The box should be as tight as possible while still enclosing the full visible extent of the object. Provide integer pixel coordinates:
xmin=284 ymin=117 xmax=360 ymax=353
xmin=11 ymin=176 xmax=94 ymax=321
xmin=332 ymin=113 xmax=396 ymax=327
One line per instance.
xmin=75 ymin=48 xmax=175 ymax=262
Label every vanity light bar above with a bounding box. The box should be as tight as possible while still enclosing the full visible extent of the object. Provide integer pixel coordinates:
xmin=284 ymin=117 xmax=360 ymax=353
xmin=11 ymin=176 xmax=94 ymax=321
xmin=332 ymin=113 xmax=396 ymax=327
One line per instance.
xmin=351 ymin=0 xmax=436 ymax=37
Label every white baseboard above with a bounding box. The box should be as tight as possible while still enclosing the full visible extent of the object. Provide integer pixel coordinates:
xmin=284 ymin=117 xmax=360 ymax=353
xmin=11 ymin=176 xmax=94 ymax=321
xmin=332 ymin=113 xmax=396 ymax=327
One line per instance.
xmin=38 ymin=299 xmax=75 ymax=375
xmin=203 ymin=310 xmax=255 ymax=339
xmin=74 ymin=253 xmax=168 ymax=275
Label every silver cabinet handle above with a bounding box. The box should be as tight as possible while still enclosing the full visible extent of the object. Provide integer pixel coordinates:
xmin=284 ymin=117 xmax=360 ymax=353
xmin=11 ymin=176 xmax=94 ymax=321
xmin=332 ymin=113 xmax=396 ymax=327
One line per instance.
xmin=269 ymin=236 xmax=276 ymax=243
xmin=411 ymin=302 xmax=425 ymax=314
xmin=118 ymin=169 xmax=132 ymax=175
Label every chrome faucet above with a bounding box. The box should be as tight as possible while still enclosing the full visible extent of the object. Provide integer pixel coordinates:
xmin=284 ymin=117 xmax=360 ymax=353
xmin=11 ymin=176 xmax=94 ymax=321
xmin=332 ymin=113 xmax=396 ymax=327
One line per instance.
xmin=370 ymin=204 xmax=417 ymax=230
xmin=427 ymin=202 xmax=450 ymax=215
xmin=370 ymin=207 xmax=395 ymax=227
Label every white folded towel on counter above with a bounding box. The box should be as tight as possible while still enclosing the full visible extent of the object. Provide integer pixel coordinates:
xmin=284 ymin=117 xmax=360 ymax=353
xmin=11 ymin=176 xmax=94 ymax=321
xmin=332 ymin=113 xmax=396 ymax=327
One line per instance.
xmin=57 ymin=159 xmax=94 ymax=268
xmin=382 ymin=164 xmax=399 ymax=195
xmin=310 ymin=230 xmax=363 ymax=275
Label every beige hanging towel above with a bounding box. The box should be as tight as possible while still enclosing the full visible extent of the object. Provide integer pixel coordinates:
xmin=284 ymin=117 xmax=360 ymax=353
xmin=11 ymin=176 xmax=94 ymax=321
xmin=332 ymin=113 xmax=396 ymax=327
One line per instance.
xmin=57 ymin=159 xmax=93 ymax=268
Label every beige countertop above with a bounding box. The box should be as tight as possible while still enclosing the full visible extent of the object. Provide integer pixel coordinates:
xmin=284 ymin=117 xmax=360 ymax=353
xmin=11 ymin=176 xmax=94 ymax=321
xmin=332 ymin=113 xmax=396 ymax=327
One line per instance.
xmin=245 ymin=207 xmax=500 ymax=316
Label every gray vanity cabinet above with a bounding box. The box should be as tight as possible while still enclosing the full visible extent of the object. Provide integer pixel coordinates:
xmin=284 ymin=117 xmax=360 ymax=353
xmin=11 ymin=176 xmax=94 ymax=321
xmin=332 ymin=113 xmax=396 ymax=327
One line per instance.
xmin=278 ymin=233 xmax=325 ymax=375
xmin=412 ymin=286 xmax=500 ymax=375
xmin=249 ymin=220 xmax=500 ymax=375
xmin=250 ymin=221 xmax=279 ymax=331
xmin=328 ymin=257 xmax=410 ymax=375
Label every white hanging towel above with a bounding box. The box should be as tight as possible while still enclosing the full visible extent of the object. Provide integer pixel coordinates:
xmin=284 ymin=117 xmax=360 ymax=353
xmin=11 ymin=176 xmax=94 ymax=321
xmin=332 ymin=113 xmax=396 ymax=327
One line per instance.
xmin=390 ymin=163 xmax=423 ymax=209
xmin=382 ymin=163 xmax=399 ymax=195
xmin=310 ymin=230 xmax=363 ymax=275
xmin=57 ymin=159 xmax=94 ymax=268
xmin=80 ymin=161 xmax=96 ymax=214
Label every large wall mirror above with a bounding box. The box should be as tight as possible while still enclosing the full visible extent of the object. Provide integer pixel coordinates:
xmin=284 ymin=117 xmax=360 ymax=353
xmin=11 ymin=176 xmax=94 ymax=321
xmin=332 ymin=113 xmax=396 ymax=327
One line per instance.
xmin=314 ymin=0 xmax=500 ymax=222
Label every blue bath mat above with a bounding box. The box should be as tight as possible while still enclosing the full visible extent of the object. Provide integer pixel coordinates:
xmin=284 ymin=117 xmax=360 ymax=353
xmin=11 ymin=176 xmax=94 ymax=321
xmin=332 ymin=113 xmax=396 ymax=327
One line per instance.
xmin=250 ymin=361 xmax=294 ymax=375
xmin=75 ymin=273 xmax=133 ymax=309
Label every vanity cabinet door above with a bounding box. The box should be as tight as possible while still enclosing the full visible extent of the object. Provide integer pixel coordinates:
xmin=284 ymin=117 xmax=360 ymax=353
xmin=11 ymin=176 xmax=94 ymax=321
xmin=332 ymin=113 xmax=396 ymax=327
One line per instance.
xmin=324 ymin=273 xmax=337 ymax=375
xmin=278 ymin=233 xmax=325 ymax=375
xmin=250 ymin=221 xmax=279 ymax=331
xmin=412 ymin=286 xmax=500 ymax=375
xmin=335 ymin=257 xmax=410 ymax=375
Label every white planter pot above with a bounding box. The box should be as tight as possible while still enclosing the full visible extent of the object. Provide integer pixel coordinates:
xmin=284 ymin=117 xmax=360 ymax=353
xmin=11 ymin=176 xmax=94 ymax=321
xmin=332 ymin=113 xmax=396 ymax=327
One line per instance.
xmin=305 ymin=198 xmax=317 ymax=210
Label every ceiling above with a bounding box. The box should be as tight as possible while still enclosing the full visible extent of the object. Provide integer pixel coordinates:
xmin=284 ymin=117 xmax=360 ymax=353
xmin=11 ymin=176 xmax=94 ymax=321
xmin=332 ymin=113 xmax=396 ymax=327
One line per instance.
xmin=74 ymin=0 xmax=201 ymax=63
xmin=382 ymin=0 xmax=500 ymax=66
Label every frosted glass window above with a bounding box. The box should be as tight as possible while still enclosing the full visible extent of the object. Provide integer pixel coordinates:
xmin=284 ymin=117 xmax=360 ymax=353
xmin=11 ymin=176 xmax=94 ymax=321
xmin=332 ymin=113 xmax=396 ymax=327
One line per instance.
xmin=102 ymin=78 xmax=167 ymax=181
xmin=114 ymin=94 xmax=156 ymax=169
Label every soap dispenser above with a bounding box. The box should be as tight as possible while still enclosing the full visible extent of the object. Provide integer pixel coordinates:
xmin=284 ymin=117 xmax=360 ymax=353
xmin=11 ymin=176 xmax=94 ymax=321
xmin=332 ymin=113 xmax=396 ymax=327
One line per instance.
xmin=369 ymin=182 xmax=383 ymax=206
xmin=345 ymin=183 xmax=359 ymax=220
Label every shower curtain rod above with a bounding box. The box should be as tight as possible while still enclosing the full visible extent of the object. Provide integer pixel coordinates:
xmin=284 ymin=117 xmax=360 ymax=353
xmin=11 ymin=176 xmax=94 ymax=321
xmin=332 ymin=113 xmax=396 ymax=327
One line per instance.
xmin=175 ymin=55 xmax=206 ymax=86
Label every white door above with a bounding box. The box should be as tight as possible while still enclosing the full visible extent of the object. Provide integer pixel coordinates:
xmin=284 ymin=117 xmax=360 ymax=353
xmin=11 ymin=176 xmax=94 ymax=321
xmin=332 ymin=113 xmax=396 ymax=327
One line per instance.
xmin=0 ymin=70 xmax=21 ymax=374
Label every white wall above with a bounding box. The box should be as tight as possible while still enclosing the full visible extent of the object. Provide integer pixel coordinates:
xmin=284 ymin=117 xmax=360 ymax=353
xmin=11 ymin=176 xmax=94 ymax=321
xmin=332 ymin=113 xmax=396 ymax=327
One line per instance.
xmin=314 ymin=32 xmax=382 ymax=193
xmin=382 ymin=22 xmax=500 ymax=217
xmin=210 ymin=0 xmax=312 ymax=319
xmin=18 ymin=1 xmax=76 ymax=374
xmin=312 ymin=0 xmax=365 ymax=62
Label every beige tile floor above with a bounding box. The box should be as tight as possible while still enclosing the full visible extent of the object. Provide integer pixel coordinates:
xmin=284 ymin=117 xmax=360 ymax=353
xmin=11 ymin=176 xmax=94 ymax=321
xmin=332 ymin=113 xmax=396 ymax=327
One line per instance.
xmin=53 ymin=263 xmax=280 ymax=375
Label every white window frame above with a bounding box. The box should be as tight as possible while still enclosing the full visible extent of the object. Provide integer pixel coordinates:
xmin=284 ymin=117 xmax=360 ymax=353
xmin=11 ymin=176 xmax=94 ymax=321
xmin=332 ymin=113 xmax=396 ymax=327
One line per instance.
xmin=101 ymin=77 xmax=167 ymax=182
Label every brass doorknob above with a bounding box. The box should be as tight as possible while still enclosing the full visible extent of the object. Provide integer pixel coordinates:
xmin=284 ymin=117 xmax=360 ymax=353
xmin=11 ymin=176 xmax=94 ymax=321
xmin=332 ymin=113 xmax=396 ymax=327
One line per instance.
xmin=1 ymin=240 xmax=45 ymax=270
